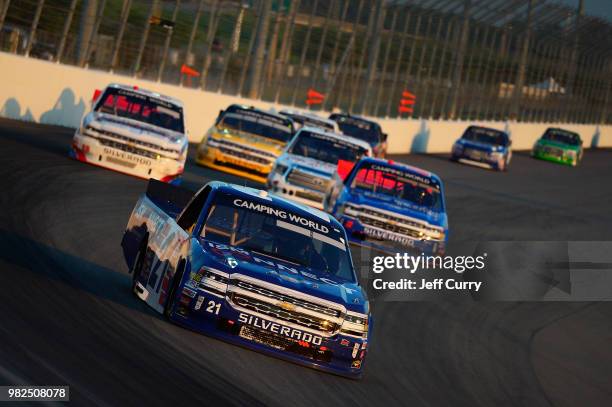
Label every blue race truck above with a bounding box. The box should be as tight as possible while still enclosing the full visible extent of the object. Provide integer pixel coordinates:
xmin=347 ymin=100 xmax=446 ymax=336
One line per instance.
xmin=324 ymin=157 xmax=448 ymax=255
xmin=121 ymin=180 xmax=370 ymax=378
xmin=451 ymin=125 xmax=512 ymax=171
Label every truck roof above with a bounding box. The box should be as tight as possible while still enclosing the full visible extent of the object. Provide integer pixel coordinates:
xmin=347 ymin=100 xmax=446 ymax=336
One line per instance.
xmin=107 ymin=83 xmax=183 ymax=107
xmin=279 ymin=109 xmax=338 ymax=127
xmin=295 ymin=126 xmax=372 ymax=153
xmin=356 ymin=156 xmax=443 ymax=184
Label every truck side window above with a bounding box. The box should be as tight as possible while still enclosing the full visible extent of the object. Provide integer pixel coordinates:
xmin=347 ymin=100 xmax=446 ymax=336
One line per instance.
xmin=177 ymin=186 xmax=211 ymax=233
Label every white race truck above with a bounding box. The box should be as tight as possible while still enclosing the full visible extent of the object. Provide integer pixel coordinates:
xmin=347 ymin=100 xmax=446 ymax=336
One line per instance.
xmin=70 ymin=84 xmax=188 ymax=183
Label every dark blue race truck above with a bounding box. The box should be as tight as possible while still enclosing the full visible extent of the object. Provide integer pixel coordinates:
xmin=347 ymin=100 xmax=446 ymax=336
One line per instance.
xmin=324 ymin=157 xmax=448 ymax=255
xmin=121 ymin=180 xmax=370 ymax=378
xmin=451 ymin=125 xmax=512 ymax=171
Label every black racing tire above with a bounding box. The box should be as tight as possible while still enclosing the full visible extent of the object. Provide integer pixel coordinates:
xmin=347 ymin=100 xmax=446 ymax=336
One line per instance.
xmin=164 ymin=259 xmax=186 ymax=319
xmin=130 ymin=245 xmax=147 ymax=296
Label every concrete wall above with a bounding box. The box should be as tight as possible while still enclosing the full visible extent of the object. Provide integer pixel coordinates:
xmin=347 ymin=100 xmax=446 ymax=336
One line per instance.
xmin=1 ymin=52 xmax=611 ymax=153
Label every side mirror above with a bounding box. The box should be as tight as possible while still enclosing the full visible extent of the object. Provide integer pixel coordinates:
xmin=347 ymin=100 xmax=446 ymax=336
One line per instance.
xmin=337 ymin=159 xmax=355 ymax=183
xmin=382 ymin=133 xmax=388 ymax=142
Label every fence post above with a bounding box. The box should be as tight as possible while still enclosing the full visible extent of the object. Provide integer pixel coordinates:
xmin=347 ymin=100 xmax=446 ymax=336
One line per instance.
xmin=180 ymin=0 xmax=205 ymax=86
xmin=0 ymin=0 xmax=10 ymax=34
xmin=446 ymin=0 xmax=471 ymax=120
xmin=562 ymin=0 xmax=584 ymax=122
xmin=81 ymin=0 xmax=106 ymax=68
xmin=157 ymin=0 xmax=181 ymax=82
xmin=110 ymin=0 xmax=132 ymax=73
xmin=358 ymin=0 xmax=385 ymax=115
xmin=133 ymin=0 xmax=159 ymax=77
xmin=385 ymin=10 xmax=412 ymax=117
xmin=289 ymin=0 xmax=318 ymax=105
xmin=55 ymin=0 xmax=78 ymax=62
xmin=200 ymin=0 xmax=221 ymax=90
xmin=509 ymin=0 xmax=534 ymax=121
xmin=24 ymin=0 xmax=45 ymax=57
xmin=373 ymin=6 xmax=398 ymax=116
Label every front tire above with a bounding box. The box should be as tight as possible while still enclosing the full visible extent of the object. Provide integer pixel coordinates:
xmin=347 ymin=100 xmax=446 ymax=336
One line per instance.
xmin=164 ymin=260 xmax=186 ymax=319
xmin=131 ymin=247 xmax=146 ymax=296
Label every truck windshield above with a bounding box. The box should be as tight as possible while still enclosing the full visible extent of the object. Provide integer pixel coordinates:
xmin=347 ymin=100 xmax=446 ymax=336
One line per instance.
xmin=289 ymin=131 xmax=367 ymax=164
xmin=543 ymin=129 xmax=580 ymax=146
xmin=95 ymin=88 xmax=184 ymax=133
xmin=330 ymin=115 xmax=380 ymax=145
xmin=200 ymin=192 xmax=355 ymax=282
xmin=462 ymin=127 xmax=508 ymax=146
xmin=351 ymin=164 xmax=443 ymax=211
xmin=219 ymin=112 xmax=293 ymax=143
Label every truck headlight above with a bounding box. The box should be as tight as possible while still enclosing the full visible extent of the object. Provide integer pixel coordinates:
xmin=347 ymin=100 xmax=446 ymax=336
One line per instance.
xmin=341 ymin=313 xmax=369 ymax=338
xmin=452 ymin=143 xmax=463 ymax=154
xmin=565 ymin=150 xmax=576 ymax=158
xmin=81 ymin=124 xmax=96 ymax=137
xmin=197 ymin=267 xmax=229 ymax=296
xmin=273 ymin=164 xmax=288 ymax=176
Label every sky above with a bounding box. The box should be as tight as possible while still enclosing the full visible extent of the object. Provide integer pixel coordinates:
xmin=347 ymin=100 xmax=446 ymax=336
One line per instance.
xmin=558 ymin=0 xmax=612 ymax=22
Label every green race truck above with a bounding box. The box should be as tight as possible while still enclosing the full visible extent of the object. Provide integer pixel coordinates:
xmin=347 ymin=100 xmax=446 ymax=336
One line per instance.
xmin=532 ymin=128 xmax=583 ymax=167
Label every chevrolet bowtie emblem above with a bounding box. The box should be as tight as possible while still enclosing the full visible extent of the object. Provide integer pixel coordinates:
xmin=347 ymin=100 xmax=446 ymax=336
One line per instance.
xmin=226 ymin=257 xmax=238 ymax=269
xmin=277 ymin=301 xmax=296 ymax=311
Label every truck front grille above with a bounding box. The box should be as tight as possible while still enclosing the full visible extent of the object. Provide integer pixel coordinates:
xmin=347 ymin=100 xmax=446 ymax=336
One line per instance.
xmin=87 ymin=127 xmax=180 ymax=160
xmin=345 ymin=205 xmax=443 ymax=240
xmin=287 ymin=168 xmax=329 ymax=192
xmin=212 ymin=138 xmax=275 ymax=165
xmin=542 ymin=146 xmax=564 ymax=158
xmin=229 ymin=279 xmax=344 ymax=335
xmin=98 ymin=138 xmax=158 ymax=159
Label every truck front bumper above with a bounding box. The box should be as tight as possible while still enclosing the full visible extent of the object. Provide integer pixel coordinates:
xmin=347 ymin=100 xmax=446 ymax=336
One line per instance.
xmin=338 ymin=214 xmax=445 ymax=255
xmin=169 ymin=289 xmax=368 ymax=379
xmin=196 ymin=144 xmax=274 ymax=184
xmin=266 ymin=173 xmax=326 ymax=210
xmin=71 ymin=131 xmax=184 ymax=183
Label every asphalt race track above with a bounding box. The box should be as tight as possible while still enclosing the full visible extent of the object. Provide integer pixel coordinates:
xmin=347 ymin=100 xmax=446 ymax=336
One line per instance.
xmin=0 ymin=118 xmax=611 ymax=406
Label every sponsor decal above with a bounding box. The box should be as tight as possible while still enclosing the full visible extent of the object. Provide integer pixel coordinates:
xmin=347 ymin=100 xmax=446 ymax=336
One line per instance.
xmin=362 ymin=227 xmax=416 ymax=247
xmin=205 ymin=241 xmax=342 ymax=285
xmin=238 ymin=313 xmax=323 ymax=345
xmin=351 ymin=360 xmax=362 ymax=369
xmin=352 ymin=343 xmax=360 ymax=358
xmin=103 ymin=147 xmax=152 ymax=166
xmin=182 ymin=287 xmax=197 ymax=298
xmin=369 ymin=164 xmax=437 ymax=188
xmin=340 ymin=339 xmax=350 ymax=346
xmin=195 ymin=295 xmax=205 ymax=310
xmin=233 ymin=199 xmax=329 ymax=234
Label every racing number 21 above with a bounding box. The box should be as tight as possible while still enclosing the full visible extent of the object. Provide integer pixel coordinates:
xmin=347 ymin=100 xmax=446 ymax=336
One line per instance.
xmin=196 ymin=296 xmax=221 ymax=315
xmin=206 ymin=300 xmax=221 ymax=315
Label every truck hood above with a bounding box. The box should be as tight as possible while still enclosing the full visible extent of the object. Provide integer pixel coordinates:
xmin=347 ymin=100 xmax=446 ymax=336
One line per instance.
xmin=346 ymin=189 xmax=446 ymax=228
xmin=89 ymin=112 xmax=186 ymax=150
xmin=456 ymin=138 xmax=504 ymax=153
xmin=537 ymin=138 xmax=580 ymax=151
xmin=279 ymin=154 xmax=336 ymax=178
xmin=197 ymin=239 xmax=368 ymax=313
xmin=210 ymin=127 xmax=286 ymax=156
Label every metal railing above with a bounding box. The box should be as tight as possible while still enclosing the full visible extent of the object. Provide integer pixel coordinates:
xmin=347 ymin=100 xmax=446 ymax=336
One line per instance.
xmin=0 ymin=0 xmax=610 ymax=124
